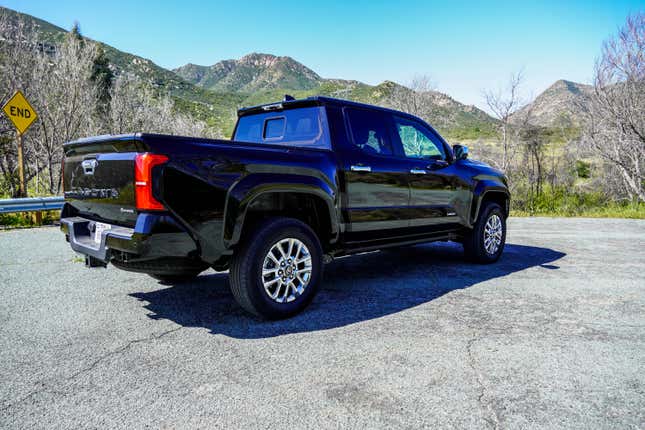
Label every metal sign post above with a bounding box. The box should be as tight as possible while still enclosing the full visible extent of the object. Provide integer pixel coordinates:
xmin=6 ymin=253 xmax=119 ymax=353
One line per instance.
xmin=16 ymin=131 xmax=26 ymax=196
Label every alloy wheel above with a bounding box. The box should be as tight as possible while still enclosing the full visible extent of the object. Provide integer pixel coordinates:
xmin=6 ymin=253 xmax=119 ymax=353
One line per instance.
xmin=483 ymin=214 xmax=503 ymax=255
xmin=261 ymin=238 xmax=313 ymax=303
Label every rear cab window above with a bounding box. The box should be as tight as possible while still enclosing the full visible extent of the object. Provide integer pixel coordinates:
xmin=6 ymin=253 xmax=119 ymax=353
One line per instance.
xmin=264 ymin=117 xmax=286 ymax=139
xmin=234 ymin=106 xmax=331 ymax=149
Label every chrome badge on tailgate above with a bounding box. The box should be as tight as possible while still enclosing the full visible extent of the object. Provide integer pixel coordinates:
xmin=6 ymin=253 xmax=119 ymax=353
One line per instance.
xmin=64 ymin=188 xmax=120 ymax=200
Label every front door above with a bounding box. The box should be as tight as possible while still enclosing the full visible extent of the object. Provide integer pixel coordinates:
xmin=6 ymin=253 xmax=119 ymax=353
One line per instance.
xmin=391 ymin=115 xmax=467 ymax=228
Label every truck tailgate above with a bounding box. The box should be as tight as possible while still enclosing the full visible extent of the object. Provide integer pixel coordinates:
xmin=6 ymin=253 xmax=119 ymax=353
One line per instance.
xmin=63 ymin=139 xmax=142 ymax=227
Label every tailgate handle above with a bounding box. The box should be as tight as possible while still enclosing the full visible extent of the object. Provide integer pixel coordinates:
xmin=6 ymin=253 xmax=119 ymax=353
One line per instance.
xmin=81 ymin=159 xmax=98 ymax=175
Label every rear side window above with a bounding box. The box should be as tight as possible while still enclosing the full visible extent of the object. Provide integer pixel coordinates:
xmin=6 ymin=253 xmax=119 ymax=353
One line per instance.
xmin=234 ymin=106 xmax=330 ymax=149
xmin=345 ymin=108 xmax=393 ymax=156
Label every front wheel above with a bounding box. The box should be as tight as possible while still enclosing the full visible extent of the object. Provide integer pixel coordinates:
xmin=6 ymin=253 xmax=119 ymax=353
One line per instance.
xmin=463 ymin=202 xmax=506 ymax=263
xmin=229 ymin=217 xmax=323 ymax=319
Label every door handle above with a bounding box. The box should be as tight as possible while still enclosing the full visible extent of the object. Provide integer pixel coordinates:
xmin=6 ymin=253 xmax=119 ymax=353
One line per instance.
xmin=428 ymin=160 xmax=449 ymax=170
xmin=410 ymin=169 xmax=427 ymax=175
xmin=351 ymin=165 xmax=372 ymax=172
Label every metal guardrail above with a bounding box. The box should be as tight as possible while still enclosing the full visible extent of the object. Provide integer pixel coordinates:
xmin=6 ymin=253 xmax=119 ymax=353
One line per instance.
xmin=0 ymin=196 xmax=64 ymax=214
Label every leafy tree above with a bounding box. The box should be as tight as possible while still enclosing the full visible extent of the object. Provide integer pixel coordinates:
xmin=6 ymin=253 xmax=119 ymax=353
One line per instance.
xmin=70 ymin=21 xmax=82 ymax=41
xmin=91 ymin=45 xmax=114 ymax=106
xmin=575 ymin=161 xmax=591 ymax=179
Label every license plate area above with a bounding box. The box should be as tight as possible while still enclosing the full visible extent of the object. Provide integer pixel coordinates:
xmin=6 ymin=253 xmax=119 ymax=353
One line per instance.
xmin=94 ymin=222 xmax=111 ymax=244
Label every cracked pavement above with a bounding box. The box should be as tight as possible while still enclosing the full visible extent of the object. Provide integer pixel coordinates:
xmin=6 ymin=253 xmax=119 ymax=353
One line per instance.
xmin=0 ymin=218 xmax=643 ymax=429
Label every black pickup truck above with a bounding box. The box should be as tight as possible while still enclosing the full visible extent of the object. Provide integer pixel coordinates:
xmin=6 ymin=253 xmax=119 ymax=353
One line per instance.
xmin=61 ymin=96 xmax=509 ymax=319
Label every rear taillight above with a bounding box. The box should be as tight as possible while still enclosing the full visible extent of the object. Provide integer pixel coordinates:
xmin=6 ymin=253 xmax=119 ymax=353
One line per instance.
xmin=135 ymin=153 xmax=168 ymax=211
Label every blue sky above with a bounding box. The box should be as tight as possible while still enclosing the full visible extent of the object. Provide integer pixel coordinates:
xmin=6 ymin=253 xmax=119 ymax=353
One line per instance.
xmin=2 ymin=0 xmax=641 ymax=109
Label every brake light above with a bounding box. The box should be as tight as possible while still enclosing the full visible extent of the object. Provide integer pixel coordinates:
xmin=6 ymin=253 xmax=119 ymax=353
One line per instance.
xmin=135 ymin=153 xmax=168 ymax=211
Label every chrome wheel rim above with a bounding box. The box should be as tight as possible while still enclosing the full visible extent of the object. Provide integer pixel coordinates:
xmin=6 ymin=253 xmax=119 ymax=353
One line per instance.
xmin=484 ymin=214 xmax=503 ymax=255
xmin=262 ymin=238 xmax=312 ymax=303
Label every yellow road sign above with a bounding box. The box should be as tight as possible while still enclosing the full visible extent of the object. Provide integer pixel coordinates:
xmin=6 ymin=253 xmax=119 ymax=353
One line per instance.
xmin=2 ymin=90 xmax=38 ymax=135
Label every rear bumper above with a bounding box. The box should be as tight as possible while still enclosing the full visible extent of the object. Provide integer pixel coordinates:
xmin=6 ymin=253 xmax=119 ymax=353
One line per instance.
xmin=61 ymin=217 xmax=135 ymax=261
xmin=60 ymin=210 xmax=199 ymax=264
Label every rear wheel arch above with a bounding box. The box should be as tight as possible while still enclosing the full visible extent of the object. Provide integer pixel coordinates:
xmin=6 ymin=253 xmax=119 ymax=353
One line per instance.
xmin=228 ymin=189 xmax=338 ymax=251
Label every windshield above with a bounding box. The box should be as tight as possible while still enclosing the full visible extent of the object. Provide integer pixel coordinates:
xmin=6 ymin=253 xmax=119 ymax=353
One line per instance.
xmin=234 ymin=106 xmax=331 ymax=149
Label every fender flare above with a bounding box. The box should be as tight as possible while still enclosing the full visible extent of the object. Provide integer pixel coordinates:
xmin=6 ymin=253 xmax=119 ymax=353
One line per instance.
xmin=223 ymin=173 xmax=339 ymax=248
xmin=471 ymin=179 xmax=510 ymax=224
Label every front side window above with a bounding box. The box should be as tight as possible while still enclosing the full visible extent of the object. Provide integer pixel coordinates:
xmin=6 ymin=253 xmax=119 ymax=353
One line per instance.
xmin=394 ymin=116 xmax=445 ymax=160
xmin=346 ymin=108 xmax=393 ymax=156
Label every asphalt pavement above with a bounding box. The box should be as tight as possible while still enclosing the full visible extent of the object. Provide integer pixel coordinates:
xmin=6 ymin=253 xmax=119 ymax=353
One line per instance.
xmin=0 ymin=217 xmax=643 ymax=429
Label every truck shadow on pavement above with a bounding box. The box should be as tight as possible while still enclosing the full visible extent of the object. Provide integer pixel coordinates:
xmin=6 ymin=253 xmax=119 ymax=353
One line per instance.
xmin=130 ymin=242 xmax=565 ymax=338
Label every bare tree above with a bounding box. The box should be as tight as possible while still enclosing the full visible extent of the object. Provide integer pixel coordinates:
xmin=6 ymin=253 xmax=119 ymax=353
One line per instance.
xmin=0 ymin=11 xmax=39 ymax=103
xmin=483 ymin=71 xmax=531 ymax=172
xmin=550 ymin=115 xmax=578 ymax=192
xmin=388 ymin=75 xmax=436 ymax=118
xmin=521 ymin=126 xmax=548 ymax=211
xmin=107 ymin=73 xmax=216 ymax=138
xmin=1 ymin=12 xmax=219 ymax=197
xmin=0 ymin=10 xmax=40 ymax=196
xmin=1 ymin=12 xmax=102 ymax=195
xmin=28 ymin=32 xmax=102 ymax=194
xmin=582 ymin=12 xmax=645 ymax=201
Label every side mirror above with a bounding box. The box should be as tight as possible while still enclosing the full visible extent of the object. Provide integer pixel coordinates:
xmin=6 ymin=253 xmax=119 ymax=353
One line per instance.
xmin=453 ymin=144 xmax=469 ymax=160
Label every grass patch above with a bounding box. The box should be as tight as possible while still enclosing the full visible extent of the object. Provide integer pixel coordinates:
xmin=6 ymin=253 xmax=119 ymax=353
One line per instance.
xmin=0 ymin=211 xmax=60 ymax=228
xmin=511 ymin=188 xmax=645 ymax=219
xmin=511 ymin=204 xmax=645 ymax=219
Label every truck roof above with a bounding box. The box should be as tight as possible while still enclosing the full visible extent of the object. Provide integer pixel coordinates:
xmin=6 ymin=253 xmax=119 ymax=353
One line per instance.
xmin=237 ymin=95 xmax=425 ymax=123
xmin=64 ymin=96 xmax=437 ymax=148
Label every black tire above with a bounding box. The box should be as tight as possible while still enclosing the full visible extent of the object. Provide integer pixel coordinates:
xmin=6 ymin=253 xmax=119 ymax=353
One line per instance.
xmin=229 ymin=217 xmax=323 ymax=319
xmin=463 ymin=202 xmax=506 ymax=264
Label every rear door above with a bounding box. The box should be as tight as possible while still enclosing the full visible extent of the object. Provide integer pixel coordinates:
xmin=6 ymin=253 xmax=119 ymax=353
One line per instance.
xmin=338 ymin=107 xmax=411 ymax=238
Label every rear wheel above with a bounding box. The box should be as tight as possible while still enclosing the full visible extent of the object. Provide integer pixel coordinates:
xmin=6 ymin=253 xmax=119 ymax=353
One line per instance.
xmin=230 ymin=217 xmax=323 ymax=319
xmin=463 ymin=202 xmax=506 ymax=263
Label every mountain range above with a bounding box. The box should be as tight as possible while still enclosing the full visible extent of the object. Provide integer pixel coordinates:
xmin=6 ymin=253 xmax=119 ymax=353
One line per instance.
xmin=174 ymin=53 xmax=323 ymax=93
xmin=1 ymin=6 xmax=589 ymax=138
xmin=511 ymin=79 xmax=593 ymax=127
